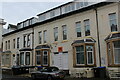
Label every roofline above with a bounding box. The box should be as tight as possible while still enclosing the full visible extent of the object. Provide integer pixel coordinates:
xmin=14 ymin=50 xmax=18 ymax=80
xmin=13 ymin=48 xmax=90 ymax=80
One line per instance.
xmin=37 ymin=1 xmax=73 ymax=16
xmin=2 ymin=2 xmax=113 ymax=37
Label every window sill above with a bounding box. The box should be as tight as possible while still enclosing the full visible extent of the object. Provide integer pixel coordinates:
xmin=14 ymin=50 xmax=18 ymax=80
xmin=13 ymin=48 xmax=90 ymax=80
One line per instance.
xmin=74 ymin=64 xmax=96 ymax=68
xmin=53 ymin=41 xmax=58 ymax=44
xmin=61 ymin=40 xmax=68 ymax=43
xmin=108 ymin=64 xmax=120 ymax=67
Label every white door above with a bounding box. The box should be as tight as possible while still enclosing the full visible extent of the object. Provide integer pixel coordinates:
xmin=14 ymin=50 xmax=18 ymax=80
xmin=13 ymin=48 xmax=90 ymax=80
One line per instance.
xmin=53 ymin=52 xmax=68 ymax=70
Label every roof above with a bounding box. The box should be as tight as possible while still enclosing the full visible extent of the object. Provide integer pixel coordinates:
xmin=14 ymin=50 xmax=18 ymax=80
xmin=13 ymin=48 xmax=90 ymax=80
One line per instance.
xmin=37 ymin=1 xmax=72 ymax=16
xmin=105 ymin=32 xmax=120 ymax=41
xmin=2 ymin=51 xmax=12 ymax=54
xmin=72 ymin=38 xmax=96 ymax=45
xmin=8 ymin=24 xmax=17 ymax=29
xmin=35 ymin=45 xmax=50 ymax=49
xmin=19 ymin=48 xmax=33 ymax=51
xmin=2 ymin=2 xmax=113 ymax=37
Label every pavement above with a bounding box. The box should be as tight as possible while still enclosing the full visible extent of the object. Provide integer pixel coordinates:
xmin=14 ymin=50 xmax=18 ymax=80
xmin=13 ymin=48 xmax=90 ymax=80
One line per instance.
xmin=1 ymin=73 xmax=120 ymax=80
xmin=1 ymin=74 xmax=117 ymax=80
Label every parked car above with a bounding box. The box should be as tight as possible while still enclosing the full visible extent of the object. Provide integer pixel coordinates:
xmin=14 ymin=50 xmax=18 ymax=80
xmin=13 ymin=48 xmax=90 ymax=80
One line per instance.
xmin=31 ymin=66 xmax=65 ymax=80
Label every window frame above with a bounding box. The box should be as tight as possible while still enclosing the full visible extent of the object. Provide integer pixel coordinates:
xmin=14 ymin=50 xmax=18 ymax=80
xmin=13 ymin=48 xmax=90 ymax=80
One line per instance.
xmin=84 ymin=19 xmax=90 ymax=36
xmin=108 ymin=13 xmax=118 ymax=32
xmin=73 ymin=43 xmax=96 ymax=67
xmin=27 ymin=34 xmax=31 ymax=47
xmin=17 ymin=37 xmax=20 ymax=49
xmin=107 ymin=39 xmax=120 ymax=67
xmin=38 ymin=31 xmax=42 ymax=44
xmin=75 ymin=21 xmax=82 ymax=37
xmin=54 ymin=27 xmax=58 ymax=42
xmin=43 ymin=30 xmax=47 ymax=43
xmin=35 ymin=49 xmax=50 ymax=67
xmin=13 ymin=39 xmax=15 ymax=49
xmin=62 ymin=25 xmax=67 ymax=40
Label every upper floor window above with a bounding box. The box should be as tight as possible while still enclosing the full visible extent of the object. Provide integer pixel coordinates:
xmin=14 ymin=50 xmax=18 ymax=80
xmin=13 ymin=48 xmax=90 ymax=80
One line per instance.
xmin=76 ymin=2 xmax=84 ymax=9
xmin=39 ymin=14 xmax=46 ymax=21
xmin=65 ymin=3 xmax=75 ymax=13
xmin=29 ymin=19 xmax=32 ymax=25
xmin=13 ymin=39 xmax=15 ymax=49
xmin=50 ymin=11 xmax=55 ymax=17
xmin=84 ymin=19 xmax=90 ymax=36
xmin=27 ymin=34 xmax=31 ymax=47
xmin=54 ymin=27 xmax=58 ymax=41
xmin=8 ymin=40 xmax=10 ymax=49
xmin=38 ymin=31 xmax=42 ymax=44
xmin=109 ymin=13 xmax=117 ymax=32
xmin=23 ymin=35 xmax=27 ymax=47
xmin=5 ymin=41 xmax=7 ymax=50
xmin=43 ymin=30 xmax=47 ymax=43
xmin=62 ymin=25 xmax=67 ymax=40
xmin=76 ymin=22 xmax=81 ymax=37
xmin=17 ymin=37 xmax=20 ymax=49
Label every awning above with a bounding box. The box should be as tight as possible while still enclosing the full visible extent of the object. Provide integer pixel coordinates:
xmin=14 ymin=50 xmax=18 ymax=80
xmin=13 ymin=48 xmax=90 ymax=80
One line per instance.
xmin=35 ymin=45 xmax=50 ymax=49
xmin=19 ymin=48 xmax=33 ymax=51
xmin=105 ymin=33 xmax=120 ymax=41
xmin=2 ymin=51 xmax=12 ymax=54
xmin=72 ymin=38 xmax=96 ymax=45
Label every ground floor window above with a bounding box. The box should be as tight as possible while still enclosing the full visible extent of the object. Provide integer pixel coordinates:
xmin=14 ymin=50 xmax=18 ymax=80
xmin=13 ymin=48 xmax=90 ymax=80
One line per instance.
xmin=36 ymin=50 xmax=49 ymax=66
xmin=107 ymin=40 xmax=120 ymax=66
xmin=20 ymin=51 xmax=30 ymax=65
xmin=2 ymin=54 xmax=10 ymax=66
xmin=73 ymin=44 xmax=95 ymax=67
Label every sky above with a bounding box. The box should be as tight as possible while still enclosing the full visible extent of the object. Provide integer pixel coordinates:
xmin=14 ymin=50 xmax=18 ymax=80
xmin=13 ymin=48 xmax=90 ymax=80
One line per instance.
xmin=0 ymin=0 xmax=73 ymax=28
xmin=0 ymin=0 xmax=107 ymax=29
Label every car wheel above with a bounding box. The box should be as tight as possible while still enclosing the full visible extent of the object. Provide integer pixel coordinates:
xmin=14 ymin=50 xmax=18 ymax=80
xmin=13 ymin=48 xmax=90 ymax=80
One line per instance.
xmin=31 ymin=74 xmax=36 ymax=80
xmin=47 ymin=76 xmax=52 ymax=80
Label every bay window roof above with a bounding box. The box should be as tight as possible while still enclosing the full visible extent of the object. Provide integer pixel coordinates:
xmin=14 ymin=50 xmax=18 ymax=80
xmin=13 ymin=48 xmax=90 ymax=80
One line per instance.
xmin=35 ymin=45 xmax=50 ymax=49
xmin=105 ymin=32 xmax=120 ymax=41
xmin=72 ymin=38 xmax=96 ymax=45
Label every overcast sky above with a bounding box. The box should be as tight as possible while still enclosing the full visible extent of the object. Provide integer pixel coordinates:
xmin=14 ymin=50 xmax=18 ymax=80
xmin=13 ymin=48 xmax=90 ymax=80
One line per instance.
xmin=0 ymin=0 xmax=106 ymax=28
xmin=0 ymin=0 xmax=73 ymax=28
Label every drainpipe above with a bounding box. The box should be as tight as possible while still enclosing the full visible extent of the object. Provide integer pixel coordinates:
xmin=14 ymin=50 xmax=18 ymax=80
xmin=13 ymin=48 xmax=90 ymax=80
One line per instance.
xmin=32 ymin=27 xmax=34 ymax=66
xmin=94 ymin=8 xmax=101 ymax=67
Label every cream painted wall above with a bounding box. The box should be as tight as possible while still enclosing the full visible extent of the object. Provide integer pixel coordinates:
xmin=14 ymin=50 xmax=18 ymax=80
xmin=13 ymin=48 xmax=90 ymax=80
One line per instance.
xmin=97 ymin=3 xmax=118 ymax=67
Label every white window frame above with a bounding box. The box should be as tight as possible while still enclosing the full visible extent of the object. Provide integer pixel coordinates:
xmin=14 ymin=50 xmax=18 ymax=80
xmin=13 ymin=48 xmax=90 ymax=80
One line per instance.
xmin=76 ymin=46 xmax=85 ymax=65
xmin=38 ymin=31 xmax=42 ymax=44
xmin=109 ymin=13 xmax=118 ymax=32
xmin=113 ymin=41 xmax=120 ymax=64
xmin=76 ymin=21 xmax=81 ymax=37
xmin=43 ymin=50 xmax=48 ymax=66
xmin=62 ymin=25 xmax=67 ymax=40
xmin=43 ymin=30 xmax=47 ymax=43
xmin=86 ymin=45 xmax=94 ymax=65
xmin=54 ymin=27 xmax=58 ymax=41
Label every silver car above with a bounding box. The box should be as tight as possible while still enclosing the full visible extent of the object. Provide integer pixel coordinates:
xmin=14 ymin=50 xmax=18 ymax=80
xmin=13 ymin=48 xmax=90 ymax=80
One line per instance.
xmin=31 ymin=66 xmax=65 ymax=80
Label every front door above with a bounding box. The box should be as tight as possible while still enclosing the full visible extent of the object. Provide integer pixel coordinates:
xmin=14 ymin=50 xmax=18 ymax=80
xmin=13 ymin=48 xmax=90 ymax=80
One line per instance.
xmin=53 ymin=52 xmax=68 ymax=70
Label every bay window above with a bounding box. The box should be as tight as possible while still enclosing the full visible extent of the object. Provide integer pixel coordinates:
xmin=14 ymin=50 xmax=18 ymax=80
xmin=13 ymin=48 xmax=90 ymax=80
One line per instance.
xmin=35 ymin=50 xmax=49 ymax=66
xmin=73 ymin=42 xmax=95 ymax=67
xmin=20 ymin=51 xmax=31 ymax=65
